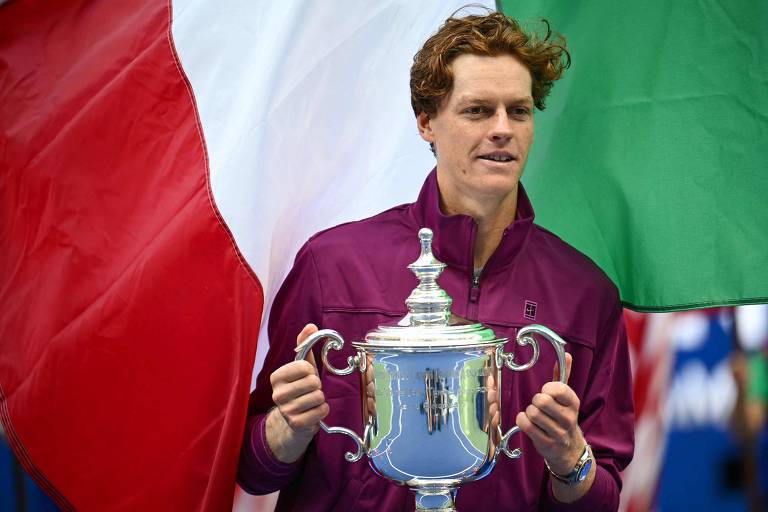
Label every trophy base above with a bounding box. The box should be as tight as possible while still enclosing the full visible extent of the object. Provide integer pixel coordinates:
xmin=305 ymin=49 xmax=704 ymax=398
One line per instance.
xmin=414 ymin=487 xmax=457 ymax=511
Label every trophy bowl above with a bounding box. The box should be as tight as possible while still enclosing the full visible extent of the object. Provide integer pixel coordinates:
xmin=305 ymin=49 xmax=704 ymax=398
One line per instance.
xmin=295 ymin=229 xmax=567 ymax=511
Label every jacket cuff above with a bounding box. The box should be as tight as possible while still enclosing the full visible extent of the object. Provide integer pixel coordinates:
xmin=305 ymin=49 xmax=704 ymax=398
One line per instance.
xmin=544 ymin=463 xmax=620 ymax=512
xmin=237 ymin=413 xmax=302 ymax=494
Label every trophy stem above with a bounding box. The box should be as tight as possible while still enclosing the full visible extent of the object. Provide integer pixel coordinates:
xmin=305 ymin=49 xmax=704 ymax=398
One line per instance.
xmin=414 ymin=487 xmax=457 ymax=511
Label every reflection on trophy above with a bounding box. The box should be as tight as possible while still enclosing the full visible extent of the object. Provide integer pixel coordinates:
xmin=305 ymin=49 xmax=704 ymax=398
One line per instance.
xmin=295 ymin=228 xmax=568 ymax=511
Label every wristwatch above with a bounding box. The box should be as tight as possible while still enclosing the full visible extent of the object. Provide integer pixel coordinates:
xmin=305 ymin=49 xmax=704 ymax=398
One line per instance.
xmin=545 ymin=443 xmax=593 ymax=486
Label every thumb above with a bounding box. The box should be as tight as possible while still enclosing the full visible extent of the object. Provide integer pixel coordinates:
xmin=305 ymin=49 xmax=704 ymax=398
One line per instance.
xmin=296 ymin=323 xmax=319 ymax=369
xmin=553 ymin=352 xmax=573 ymax=383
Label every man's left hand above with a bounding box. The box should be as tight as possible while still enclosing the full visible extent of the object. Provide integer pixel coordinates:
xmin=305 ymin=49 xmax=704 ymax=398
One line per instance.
xmin=515 ymin=353 xmax=585 ymax=475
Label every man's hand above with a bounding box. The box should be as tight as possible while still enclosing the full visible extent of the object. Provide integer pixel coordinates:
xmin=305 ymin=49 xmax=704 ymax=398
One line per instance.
xmin=265 ymin=324 xmax=330 ymax=463
xmin=515 ymin=353 xmax=595 ymax=502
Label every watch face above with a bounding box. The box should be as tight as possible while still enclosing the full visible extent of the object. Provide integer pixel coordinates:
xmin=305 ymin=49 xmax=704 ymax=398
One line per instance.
xmin=578 ymin=459 xmax=593 ymax=482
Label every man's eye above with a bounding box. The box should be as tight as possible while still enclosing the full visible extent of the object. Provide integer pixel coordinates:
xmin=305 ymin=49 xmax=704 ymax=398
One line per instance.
xmin=510 ymin=107 xmax=530 ymax=117
xmin=464 ymin=107 xmax=486 ymax=115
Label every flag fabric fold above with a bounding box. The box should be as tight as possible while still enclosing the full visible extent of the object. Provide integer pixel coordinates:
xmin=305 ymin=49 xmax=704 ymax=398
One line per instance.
xmin=0 ymin=1 xmax=262 ymax=509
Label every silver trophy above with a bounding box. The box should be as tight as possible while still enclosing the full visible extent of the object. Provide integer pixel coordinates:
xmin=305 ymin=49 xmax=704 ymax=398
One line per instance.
xmin=296 ymin=228 xmax=567 ymax=511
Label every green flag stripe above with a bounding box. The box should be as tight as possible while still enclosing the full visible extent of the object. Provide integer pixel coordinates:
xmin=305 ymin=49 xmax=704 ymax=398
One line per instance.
xmin=498 ymin=0 xmax=768 ymax=311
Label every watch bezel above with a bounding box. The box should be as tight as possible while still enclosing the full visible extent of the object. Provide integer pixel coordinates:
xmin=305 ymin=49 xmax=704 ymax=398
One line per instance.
xmin=577 ymin=457 xmax=592 ymax=481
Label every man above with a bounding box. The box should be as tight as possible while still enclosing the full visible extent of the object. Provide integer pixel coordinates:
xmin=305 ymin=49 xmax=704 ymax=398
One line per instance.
xmin=239 ymin=11 xmax=634 ymax=510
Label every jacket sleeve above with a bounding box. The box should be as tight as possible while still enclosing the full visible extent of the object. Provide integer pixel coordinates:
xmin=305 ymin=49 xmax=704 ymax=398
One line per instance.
xmin=237 ymin=241 xmax=324 ymax=495
xmin=543 ymin=300 xmax=635 ymax=511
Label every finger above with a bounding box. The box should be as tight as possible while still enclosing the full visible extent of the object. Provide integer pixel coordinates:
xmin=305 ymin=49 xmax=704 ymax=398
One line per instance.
xmin=522 ymin=403 xmax=566 ymax=439
xmin=282 ymin=403 xmax=330 ymax=432
xmin=277 ymin=389 xmax=326 ymax=416
xmin=541 ymin=381 xmax=580 ymax=409
xmin=531 ymin=392 xmax=578 ymax=428
xmin=516 ymin=409 xmax=567 ymax=458
xmin=296 ymin=323 xmax=319 ymax=367
xmin=552 ymin=352 xmax=573 ymax=383
xmin=488 ymin=404 xmax=499 ymax=428
xmin=271 ymin=360 xmax=320 ymax=385
xmin=272 ymin=372 xmax=323 ymax=403
xmin=490 ymin=409 xmax=500 ymax=432
xmin=516 ymin=410 xmax=550 ymax=444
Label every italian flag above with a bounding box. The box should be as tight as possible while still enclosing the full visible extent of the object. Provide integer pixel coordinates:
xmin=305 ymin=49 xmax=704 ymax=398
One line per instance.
xmin=0 ymin=0 xmax=764 ymax=510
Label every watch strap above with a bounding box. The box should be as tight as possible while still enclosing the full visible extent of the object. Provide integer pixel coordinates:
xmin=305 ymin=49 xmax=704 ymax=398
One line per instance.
xmin=545 ymin=443 xmax=593 ymax=486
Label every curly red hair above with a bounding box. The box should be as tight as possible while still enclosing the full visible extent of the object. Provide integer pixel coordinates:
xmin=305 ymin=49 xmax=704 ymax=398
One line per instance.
xmin=410 ymin=10 xmax=570 ymax=116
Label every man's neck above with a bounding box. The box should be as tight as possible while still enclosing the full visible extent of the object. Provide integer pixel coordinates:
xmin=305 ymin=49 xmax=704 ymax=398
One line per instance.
xmin=473 ymin=220 xmax=506 ymax=269
xmin=438 ymin=185 xmax=519 ymax=270
xmin=472 ymin=206 xmax=517 ymax=268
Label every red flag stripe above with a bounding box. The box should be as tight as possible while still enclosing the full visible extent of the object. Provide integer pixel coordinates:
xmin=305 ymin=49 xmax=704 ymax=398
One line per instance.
xmin=0 ymin=0 xmax=262 ymax=509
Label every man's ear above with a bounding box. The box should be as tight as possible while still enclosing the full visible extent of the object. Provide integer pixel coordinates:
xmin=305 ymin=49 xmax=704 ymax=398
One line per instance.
xmin=416 ymin=111 xmax=434 ymax=143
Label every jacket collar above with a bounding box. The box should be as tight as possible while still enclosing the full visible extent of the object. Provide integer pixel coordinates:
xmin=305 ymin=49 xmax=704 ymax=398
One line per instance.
xmin=409 ymin=168 xmax=535 ymax=276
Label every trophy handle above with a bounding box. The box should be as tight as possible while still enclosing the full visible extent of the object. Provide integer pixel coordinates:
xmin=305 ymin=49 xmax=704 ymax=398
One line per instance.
xmin=294 ymin=329 xmax=366 ymax=462
xmin=497 ymin=324 xmax=568 ymax=459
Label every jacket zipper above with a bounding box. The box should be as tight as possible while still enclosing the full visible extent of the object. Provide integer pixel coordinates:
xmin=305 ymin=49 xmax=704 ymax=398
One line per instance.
xmin=468 ymin=273 xmax=481 ymax=320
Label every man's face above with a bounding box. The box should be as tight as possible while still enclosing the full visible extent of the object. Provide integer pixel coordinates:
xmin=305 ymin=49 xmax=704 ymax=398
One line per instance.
xmin=417 ymin=53 xmax=534 ymax=213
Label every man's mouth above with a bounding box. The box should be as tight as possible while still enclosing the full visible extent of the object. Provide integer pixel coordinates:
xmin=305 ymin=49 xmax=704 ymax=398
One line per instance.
xmin=478 ymin=152 xmax=516 ymax=163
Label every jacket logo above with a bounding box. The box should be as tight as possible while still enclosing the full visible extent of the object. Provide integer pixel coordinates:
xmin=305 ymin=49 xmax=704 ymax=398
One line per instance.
xmin=523 ymin=300 xmax=537 ymax=320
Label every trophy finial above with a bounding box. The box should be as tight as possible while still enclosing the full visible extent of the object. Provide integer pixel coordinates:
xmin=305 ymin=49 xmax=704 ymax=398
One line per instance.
xmin=418 ymin=227 xmax=432 ymax=250
xmin=406 ymin=228 xmax=452 ymax=326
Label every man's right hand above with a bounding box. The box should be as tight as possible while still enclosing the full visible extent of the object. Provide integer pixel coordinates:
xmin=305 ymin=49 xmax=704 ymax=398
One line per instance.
xmin=265 ymin=323 xmax=330 ymax=463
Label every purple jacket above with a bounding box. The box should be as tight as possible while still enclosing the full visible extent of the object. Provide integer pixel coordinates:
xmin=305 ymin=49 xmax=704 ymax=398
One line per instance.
xmin=239 ymin=170 xmax=634 ymax=511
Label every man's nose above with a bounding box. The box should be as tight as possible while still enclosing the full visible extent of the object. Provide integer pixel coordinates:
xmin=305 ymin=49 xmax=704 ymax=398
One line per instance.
xmin=489 ymin=110 xmax=513 ymax=140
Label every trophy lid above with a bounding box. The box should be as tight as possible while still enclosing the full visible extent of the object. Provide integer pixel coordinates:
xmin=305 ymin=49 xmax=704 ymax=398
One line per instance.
xmin=358 ymin=228 xmax=504 ymax=349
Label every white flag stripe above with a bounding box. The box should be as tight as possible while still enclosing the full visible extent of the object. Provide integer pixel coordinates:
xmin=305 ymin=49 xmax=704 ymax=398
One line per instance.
xmin=171 ymin=4 xmax=494 ymax=510
xmin=171 ymin=0 xmax=494 ymax=384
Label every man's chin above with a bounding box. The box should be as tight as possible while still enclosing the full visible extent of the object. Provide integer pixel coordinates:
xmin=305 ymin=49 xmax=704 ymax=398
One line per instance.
xmin=467 ymin=175 xmax=521 ymax=201
xmin=473 ymin=164 xmax=523 ymax=186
